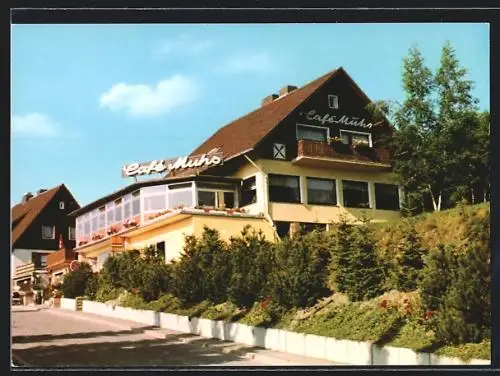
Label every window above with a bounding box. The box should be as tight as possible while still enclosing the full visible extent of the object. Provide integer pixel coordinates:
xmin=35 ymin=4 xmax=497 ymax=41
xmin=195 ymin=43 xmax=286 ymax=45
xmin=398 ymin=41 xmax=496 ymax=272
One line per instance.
xmin=307 ymin=178 xmax=337 ymax=205
xmin=275 ymin=221 xmax=291 ymax=238
xmin=198 ymin=191 xmax=216 ymax=207
xmin=114 ymin=199 xmax=123 ymax=222
xmin=340 ymin=130 xmax=371 ymax=147
xmin=98 ymin=207 xmax=106 ymax=229
xmin=69 ymin=227 xmax=76 ymax=240
xmin=343 ymin=180 xmax=370 ymax=208
xmin=297 ymin=124 xmax=328 ymax=142
xmin=144 ymin=195 xmax=166 ymax=211
xmin=375 ymin=183 xmax=400 ymax=210
xmin=131 ymin=191 xmax=141 ymax=216
xmin=107 ymin=203 xmax=114 ymax=226
xmin=223 ymin=192 xmax=235 ymax=209
xmin=42 ymin=225 xmax=55 ymax=239
xmin=59 ymin=201 xmax=65 ymax=210
xmin=91 ymin=211 xmax=98 ymax=232
xmin=156 ymin=241 xmax=165 ymax=259
xmin=240 ymin=176 xmax=257 ymax=207
xmin=328 ymin=94 xmax=339 ymax=109
xmin=168 ymin=189 xmax=193 ymax=209
xmin=268 ymin=174 xmax=301 ymax=203
xmin=84 ymin=221 xmax=90 ymax=236
xmin=273 ymin=143 xmax=286 ymax=159
xmin=32 ymin=253 xmax=48 ymax=268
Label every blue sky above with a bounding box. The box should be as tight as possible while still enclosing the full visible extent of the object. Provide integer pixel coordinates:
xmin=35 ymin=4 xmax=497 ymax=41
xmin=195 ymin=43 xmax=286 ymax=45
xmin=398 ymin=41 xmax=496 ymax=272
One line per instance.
xmin=11 ymin=23 xmax=489 ymax=207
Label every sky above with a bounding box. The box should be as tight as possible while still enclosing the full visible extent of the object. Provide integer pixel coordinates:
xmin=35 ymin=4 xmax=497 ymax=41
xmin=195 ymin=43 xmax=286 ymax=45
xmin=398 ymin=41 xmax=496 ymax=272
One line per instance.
xmin=11 ymin=23 xmax=490 ymax=208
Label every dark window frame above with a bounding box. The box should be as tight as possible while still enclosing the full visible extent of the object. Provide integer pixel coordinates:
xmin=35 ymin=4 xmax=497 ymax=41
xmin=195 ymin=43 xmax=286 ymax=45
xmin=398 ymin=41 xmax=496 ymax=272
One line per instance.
xmin=240 ymin=176 xmax=257 ymax=207
xmin=268 ymin=174 xmax=301 ymax=204
xmin=307 ymin=177 xmax=337 ymax=206
xmin=342 ymin=180 xmax=370 ymax=209
xmin=375 ymin=183 xmax=400 ymax=211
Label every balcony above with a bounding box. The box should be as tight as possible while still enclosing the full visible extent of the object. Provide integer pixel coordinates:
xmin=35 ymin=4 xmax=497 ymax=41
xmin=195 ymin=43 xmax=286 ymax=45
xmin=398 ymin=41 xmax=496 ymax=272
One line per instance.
xmin=47 ymin=248 xmax=77 ymax=271
xmin=14 ymin=262 xmax=47 ymax=280
xmin=294 ymin=139 xmax=392 ymax=171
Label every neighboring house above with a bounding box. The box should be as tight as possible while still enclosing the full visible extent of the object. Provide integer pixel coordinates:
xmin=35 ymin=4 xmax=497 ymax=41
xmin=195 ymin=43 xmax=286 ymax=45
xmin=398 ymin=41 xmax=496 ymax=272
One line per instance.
xmin=72 ymin=67 xmax=402 ymax=267
xmin=46 ymin=247 xmax=78 ymax=285
xmin=11 ymin=184 xmax=80 ymax=291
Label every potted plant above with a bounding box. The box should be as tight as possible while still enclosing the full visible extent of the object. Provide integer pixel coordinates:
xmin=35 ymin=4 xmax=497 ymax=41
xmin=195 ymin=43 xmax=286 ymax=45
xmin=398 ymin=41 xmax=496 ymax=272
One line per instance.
xmin=328 ymin=136 xmax=342 ymax=145
xmin=353 ymin=139 xmax=371 ymax=150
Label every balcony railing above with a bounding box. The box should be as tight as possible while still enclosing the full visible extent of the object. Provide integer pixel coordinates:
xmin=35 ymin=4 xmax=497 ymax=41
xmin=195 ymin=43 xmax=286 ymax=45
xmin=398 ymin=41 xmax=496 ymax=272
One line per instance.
xmin=296 ymin=139 xmax=391 ymax=166
xmin=47 ymin=248 xmax=76 ymax=269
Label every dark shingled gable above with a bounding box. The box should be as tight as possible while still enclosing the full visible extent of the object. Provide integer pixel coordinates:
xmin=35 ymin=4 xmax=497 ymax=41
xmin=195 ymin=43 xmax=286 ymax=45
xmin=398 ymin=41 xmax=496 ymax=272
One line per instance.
xmin=11 ymin=184 xmax=78 ymax=247
xmin=189 ymin=68 xmax=340 ymax=160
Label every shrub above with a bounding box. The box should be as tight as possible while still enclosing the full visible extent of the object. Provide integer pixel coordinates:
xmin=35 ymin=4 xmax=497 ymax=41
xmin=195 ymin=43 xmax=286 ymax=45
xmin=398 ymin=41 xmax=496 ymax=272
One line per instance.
xmin=61 ymin=262 xmax=94 ymax=298
xmin=267 ymin=231 xmax=331 ymax=309
xmin=171 ymin=227 xmax=231 ymax=305
xmin=418 ymin=244 xmax=456 ymax=311
xmin=227 ymin=226 xmax=274 ymax=308
xmin=394 ymin=221 xmax=424 ymax=292
xmin=84 ymin=272 xmax=99 ymax=300
xmin=435 ymin=242 xmax=491 ymax=344
xmin=333 ymin=220 xmax=384 ymax=301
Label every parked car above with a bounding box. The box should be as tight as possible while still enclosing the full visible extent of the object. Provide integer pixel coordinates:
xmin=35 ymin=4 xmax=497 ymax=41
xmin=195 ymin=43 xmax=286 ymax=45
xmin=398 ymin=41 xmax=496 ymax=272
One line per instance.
xmin=12 ymin=292 xmax=22 ymax=305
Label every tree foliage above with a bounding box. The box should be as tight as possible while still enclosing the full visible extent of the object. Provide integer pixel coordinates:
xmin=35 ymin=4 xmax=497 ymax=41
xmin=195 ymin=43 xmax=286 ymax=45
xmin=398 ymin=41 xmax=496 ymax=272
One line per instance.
xmin=61 ymin=262 xmax=95 ymax=299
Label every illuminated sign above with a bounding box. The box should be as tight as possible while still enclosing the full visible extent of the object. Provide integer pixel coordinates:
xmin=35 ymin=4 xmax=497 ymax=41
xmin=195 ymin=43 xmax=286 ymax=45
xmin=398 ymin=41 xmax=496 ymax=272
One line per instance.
xmin=122 ymin=149 xmax=223 ymax=178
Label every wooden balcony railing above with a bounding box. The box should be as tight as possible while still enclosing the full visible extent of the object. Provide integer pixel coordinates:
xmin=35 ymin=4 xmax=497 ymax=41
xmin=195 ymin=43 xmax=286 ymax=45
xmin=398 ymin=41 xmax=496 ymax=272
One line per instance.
xmin=297 ymin=139 xmax=391 ymax=166
xmin=15 ymin=263 xmax=35 ymax=276
xmin=47 ymin=248 xmax=76 ymax=269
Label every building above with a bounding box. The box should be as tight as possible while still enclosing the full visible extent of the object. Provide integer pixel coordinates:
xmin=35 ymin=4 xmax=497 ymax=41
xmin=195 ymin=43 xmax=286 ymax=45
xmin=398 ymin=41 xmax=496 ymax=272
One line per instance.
xmin=72 ymin=67 xmax=402 ymax=268
xmin=11 ymin=184 xmax=80 ymax=291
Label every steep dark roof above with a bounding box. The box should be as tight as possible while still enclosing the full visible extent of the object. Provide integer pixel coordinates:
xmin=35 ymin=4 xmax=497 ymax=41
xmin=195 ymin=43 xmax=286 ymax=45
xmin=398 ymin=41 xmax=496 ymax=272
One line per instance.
xmin=189 ymin=68 xmax=341 ymax=160
xmin=11 ymin=184 xmax=77 ymax=246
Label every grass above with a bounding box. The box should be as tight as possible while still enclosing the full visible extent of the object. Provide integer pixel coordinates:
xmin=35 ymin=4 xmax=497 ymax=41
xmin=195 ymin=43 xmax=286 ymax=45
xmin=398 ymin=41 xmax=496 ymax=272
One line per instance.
xmin=436 ymin=340 xmax=491 ymax=362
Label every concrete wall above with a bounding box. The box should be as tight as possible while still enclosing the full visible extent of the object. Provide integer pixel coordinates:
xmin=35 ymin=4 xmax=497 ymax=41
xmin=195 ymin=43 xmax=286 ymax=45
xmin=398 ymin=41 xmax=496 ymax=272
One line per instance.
xmin=60 ymin=298 xmax=76 ymax=311
xmin=77 ymin=300 xmax=490 ymax=366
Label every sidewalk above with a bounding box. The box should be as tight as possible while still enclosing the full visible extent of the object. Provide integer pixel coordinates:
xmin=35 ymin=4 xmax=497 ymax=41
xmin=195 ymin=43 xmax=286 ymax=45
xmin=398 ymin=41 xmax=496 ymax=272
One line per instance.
xmin=45 ymin=308 xmax=341 ymax=366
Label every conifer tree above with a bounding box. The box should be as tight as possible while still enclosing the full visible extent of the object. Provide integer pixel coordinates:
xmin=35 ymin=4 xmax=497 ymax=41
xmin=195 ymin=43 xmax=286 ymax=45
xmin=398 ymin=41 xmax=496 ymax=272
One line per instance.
xmin=395 ymin=221 xmax=424 ymax=292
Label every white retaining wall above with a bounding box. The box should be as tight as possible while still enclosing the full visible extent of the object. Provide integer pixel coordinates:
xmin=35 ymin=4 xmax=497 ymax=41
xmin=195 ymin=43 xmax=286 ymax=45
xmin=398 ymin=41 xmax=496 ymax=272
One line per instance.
xmin=60 ymin=298 xmax=76 ymax=311
xmin=77 ymin=300 xmax=490 ymax=366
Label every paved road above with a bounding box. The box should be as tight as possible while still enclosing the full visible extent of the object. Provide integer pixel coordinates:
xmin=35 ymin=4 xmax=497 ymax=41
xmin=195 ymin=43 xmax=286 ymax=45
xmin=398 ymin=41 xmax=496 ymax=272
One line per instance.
xmin=11 ymin=307 xmax=337 ymax=367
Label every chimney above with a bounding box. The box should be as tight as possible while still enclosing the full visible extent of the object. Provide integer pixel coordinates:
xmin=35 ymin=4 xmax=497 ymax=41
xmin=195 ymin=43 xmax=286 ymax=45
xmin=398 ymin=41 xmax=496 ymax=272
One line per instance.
xmin=278 ymin=85 xmax=298 ymax=97
xmin=261 ymin=94 xmax=278 ymax=107
xmin=37 ymin=188 xmax=47 ymax=195
xmin=22 ymin=192 xmax=34 ymax=203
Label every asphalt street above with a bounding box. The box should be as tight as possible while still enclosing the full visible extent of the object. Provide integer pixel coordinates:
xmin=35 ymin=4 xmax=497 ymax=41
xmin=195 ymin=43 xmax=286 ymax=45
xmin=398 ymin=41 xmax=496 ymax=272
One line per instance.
xmin=11 ymin=306 xmax=338 ymax=368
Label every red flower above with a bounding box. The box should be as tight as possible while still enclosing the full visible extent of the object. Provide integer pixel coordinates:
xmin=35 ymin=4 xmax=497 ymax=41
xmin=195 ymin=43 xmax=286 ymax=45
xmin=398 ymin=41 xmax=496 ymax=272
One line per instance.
xmin=380 ymin=299 xmax=388 ymax=309
xmin=424 ymin=311 xmax=435 ymax=320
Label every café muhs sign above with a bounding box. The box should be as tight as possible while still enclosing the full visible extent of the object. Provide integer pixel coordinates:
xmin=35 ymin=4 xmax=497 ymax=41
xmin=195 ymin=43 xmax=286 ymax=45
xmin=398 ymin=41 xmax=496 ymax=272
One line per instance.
xmin=122 ymin=149 xmax=223 ymax=178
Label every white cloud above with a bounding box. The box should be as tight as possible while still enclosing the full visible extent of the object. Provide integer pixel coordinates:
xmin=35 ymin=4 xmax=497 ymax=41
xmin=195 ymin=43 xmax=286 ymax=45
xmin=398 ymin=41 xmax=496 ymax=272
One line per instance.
xmin=12 ymin=113 xmax=59 ymax=138
xmin=218 ymin=52 xmax=274 ymax=74
xmin=99 ymin=75 xmax=198 ymax=116
xmin=154 ymin=34 xmax=213 ymax=58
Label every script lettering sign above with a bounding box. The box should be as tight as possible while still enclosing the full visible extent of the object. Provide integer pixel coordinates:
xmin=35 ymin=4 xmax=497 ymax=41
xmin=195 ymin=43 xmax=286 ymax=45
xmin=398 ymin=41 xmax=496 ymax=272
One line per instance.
xmin=301 ymin=109 xmax=380 ymax=129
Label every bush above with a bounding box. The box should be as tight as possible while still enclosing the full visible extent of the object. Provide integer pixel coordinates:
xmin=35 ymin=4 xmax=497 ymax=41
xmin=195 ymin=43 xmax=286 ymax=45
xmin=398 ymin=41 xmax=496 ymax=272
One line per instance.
xmin=61 ymin=262 xmax=94 ymax=298
xmin=435 ymin=242 xmax=490 ymax=344
xmin=84 ymin=272 xmax=99 ymax=300
xmin=333 ymin=220 xmax=384 ymax=301
xmin=394 ymin=221 xmax=424 ymax=292
xmin=171 ymin=227 xmax=231 ymax=305
xmin=227 ymin=226 xmax=274 ymax=308
xmin=267 ymin=231 xmax=331 ymax=309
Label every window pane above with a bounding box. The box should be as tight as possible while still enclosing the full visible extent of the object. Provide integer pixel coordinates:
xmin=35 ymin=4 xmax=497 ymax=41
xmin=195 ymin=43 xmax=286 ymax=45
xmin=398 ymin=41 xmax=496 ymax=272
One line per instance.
xmin=307 ymin=178 xmax=336 ymax=205
xmin=269 ymin=174 xmax=300 ymax=203
xmin=168 ymin=189 xmax=193 ymax=208
xmin=168 ymin=182 xmax=192 ymax=190
xmin=297 ymin=126 xmax=327 ymax=142
xmin=124 ymin=202 xmax=132 ymax=219
xmin=198 ymin=191 xmax=216 ymax=207
xmin=143 ymin=185 xmax=166 ymax=195
xmin=375 ymin=183 xmax=400 ymax=210
xmin=69 ymin=227 xmax=76 ymax=240
xmin=97 ymin=251 xmax=111 ymax=269
xmin=107 ymin=207 xmax=114 ymax=224
xmin=131 ymin=199 xmax=140 ymax=216
xmin=84 ymin=221 xmax=90 ymax=235
xmin=223 ymin=192 xmax=235 ymax=209
xmin=42 ymin=225 xmax=54 ymax=239
xmin=99 ymin=213 xmax=106 ymax=230
xmin=343 ymin=180 xmax=370 ymax=208
xmin=241 ymin=176 xmax=257 ymax=206
xmin=115 ymin=205 xmax=122 ymax=222
xmin=144 ymin=195 xmax=166 ymax=211
xmin=197 ymin=182 xmax=234 ymax=190
xmin=91 ymin=216 xmax=98 ymax=232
